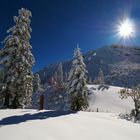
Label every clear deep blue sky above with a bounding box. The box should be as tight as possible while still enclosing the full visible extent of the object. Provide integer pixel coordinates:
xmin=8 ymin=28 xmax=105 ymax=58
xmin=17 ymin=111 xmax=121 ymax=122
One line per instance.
xmin=0 ymin=0 xmax=140 ymax=72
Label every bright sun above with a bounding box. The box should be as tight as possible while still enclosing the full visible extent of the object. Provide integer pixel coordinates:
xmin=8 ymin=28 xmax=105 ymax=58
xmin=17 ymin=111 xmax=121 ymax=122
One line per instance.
xmin=117 ymin=18 xmax=135 ymax=39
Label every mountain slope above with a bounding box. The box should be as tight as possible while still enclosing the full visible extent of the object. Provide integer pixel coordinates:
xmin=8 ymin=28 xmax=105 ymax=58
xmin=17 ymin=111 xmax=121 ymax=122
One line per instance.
xmin=37 ymin=45 xmax=140 ymax=87
xmin=41 ymin=84 xmax=133 ymax=113
xmin=88 ymin=85 xmax=133 ymax=113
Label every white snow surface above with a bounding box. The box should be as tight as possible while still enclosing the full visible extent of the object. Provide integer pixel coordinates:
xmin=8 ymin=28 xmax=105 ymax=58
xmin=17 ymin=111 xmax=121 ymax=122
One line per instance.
xmin=0 ymin=85 xmax=139 ymax=140
xmin=0 ymin=109 xmax=140 ymax=140
xmin=88 ymin=85 xmax=134 ymax=113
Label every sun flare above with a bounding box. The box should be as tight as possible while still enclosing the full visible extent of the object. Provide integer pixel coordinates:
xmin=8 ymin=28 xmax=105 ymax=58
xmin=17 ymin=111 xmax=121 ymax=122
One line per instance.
xmin=117 ymin=18 xmax=135 ymax=39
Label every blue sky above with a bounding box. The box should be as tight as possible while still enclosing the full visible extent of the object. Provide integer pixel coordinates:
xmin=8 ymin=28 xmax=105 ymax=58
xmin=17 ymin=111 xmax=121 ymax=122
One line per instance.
xmin=0 ymin=0 xmax=140 ymax=72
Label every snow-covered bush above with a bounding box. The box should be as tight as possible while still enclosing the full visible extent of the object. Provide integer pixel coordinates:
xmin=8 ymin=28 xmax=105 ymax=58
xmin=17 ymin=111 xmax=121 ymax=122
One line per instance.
xmin=119 ymin=86 xmax=140 ymax=121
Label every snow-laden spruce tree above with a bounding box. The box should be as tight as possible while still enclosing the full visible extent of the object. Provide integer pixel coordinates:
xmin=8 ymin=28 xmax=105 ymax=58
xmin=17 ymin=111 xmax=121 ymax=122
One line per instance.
xmin=58 ymin=62 xmax=64 ymax=85
xmin=0 ymin=68 xmax=5 ymax=107
xmin=66 ymin=46 xmax=88 ymax=111
xmin=88 ymin=76 xmax=93 ymax=84
xmin=32 ymin=74 xmax=43 ymax=109
xmin=52 ymin=63 xmax=64 ymax=88
xmin=0 ymin=46 xmax=14 ymax=108
xmin=98 ymin=68 xmax=105 ymax=84
xmin=64 ymin=71 xmax=68 ymax=83
xmin=0 ymin=8 xmax=34 ymax=108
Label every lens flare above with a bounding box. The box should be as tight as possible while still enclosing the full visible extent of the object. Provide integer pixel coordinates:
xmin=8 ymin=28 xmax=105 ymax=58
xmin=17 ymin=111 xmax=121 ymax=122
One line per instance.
xmin=116 ymin=18 xmax=135 ymax=39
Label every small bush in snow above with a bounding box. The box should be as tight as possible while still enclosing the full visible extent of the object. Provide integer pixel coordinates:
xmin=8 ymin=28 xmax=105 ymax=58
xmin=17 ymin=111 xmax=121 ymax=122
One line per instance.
xmin=119 ymin=86 xmax=140 ymax=121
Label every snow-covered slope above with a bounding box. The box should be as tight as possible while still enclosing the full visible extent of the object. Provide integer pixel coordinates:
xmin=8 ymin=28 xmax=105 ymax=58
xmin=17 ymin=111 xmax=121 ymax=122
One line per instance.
xmin=0 ymin=109 xmax=140 ymax=140
xmin=35 ymin=84 xmax=134 ymax=113
xmin=88 ymin=85 xmax=134 ymax=113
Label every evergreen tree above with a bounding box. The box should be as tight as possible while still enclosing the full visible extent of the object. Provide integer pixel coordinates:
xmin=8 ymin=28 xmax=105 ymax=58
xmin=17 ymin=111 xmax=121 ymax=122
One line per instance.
xmin=98 ymin=68 xmax=105 ymax=84
xmin=64 ymin=71 xmax=68 ymax=83
xmin=53 ymin=71 xmax=59 ymax=87
xmin=66 ymin=46 xmax=88 ymax=111
xmin=52 ymin=63 xmax=64 ymax=89
xmin=32 ymin=74 xmax=42 ymax=108
xmin=88 ymin=76 xmax=93 ymax=84
xmin=33 ymin=74 xmax=41 ymax=93
xmin=0 ymin=8 xmax=34 ymax=108
xmin=0 ymin=47 xmax=14 ymax=108
xmin=0 ymin=68 xmax=5 ymax=107
xmin=58 ymin=62 xmax=64 ymax=85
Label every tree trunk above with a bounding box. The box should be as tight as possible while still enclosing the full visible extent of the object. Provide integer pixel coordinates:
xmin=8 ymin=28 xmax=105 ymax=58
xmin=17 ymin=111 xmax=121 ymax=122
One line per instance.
xmin=40 ymin=95 xmax=44 ymax=110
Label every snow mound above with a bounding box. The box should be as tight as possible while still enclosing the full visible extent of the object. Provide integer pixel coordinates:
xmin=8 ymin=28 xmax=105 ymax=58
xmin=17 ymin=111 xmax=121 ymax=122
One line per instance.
xmin=0 ymin=109 xmax=140 ymax=140
xmin=88 ymin=85 xmax=134 ymax=113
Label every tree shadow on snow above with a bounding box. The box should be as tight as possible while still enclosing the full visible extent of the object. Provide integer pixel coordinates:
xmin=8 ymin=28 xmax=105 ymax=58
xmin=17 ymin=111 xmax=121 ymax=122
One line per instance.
xmin=98 ymin=85 xmax=110 ymax=91
xmin=0 ymin=110 xmax=77 ymax=126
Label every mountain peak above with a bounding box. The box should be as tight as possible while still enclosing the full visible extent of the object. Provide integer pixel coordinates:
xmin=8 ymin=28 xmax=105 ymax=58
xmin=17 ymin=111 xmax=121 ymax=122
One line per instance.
xmin=37 ymin=45 xmax=140 ymax=87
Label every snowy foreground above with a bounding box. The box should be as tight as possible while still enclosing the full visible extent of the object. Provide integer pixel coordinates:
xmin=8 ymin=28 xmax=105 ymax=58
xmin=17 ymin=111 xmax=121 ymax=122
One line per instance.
xmin=0 ymin=85 xmax=139 ymax=140
xmin=0 ymin=109 xmax=140 ymax=140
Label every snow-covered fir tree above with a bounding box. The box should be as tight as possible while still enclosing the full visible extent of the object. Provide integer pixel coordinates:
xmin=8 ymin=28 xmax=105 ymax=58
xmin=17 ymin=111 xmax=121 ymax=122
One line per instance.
xmin=66 ymin=45 xmax=88 ymax=111
xmin=97 ymin=68 xmax=105 ymax=84
xmin=52 ymin=63 xmax=64 ymax=88
xmin=64 ymin=71 xmax=68 ymax=83
xmin=94 ymin=68 xmax=105 ymax=85
xmin=0 ymin=49 xmax=14 ymax=108
xmin=32 ymin=74 xmax=43 ymax=109
xmin=0 ymin=68 xmax=5 ymax=107
xmin=0 ymin=8 xmax=34 ymax=108
xmin=54 ymin=71 xmax=58 ymax=86
xmin=33 ymin=74 xmax=42 ymax=93
xmin=46 ymin=66 xmax=65 ymax=110
xmin=58 ymin=62 xmax=64 ymax=85
xmin=88 ymin=76 xmax=93 ymax=84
